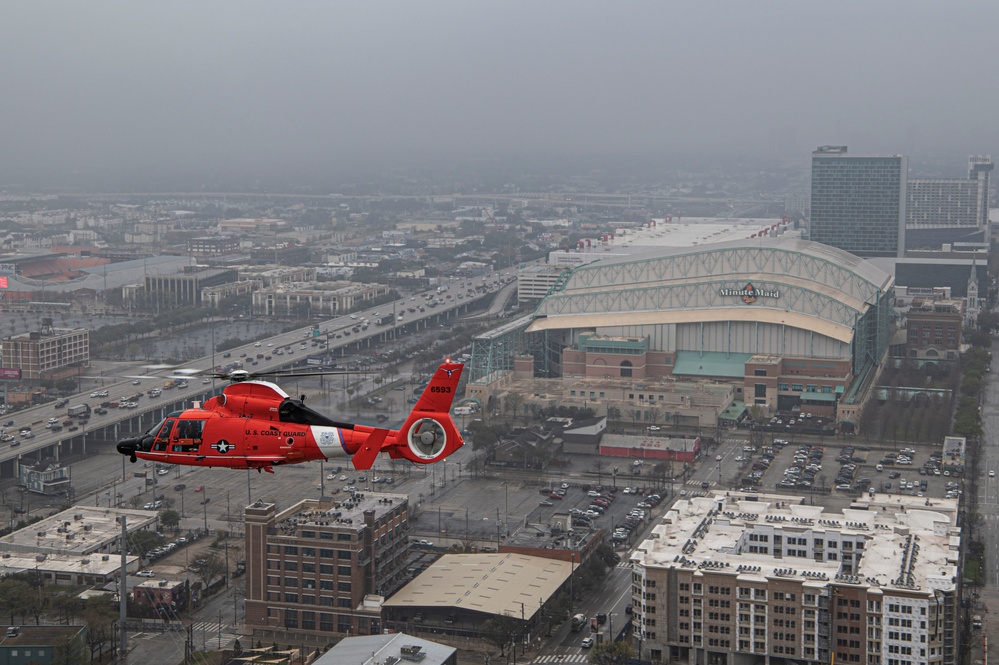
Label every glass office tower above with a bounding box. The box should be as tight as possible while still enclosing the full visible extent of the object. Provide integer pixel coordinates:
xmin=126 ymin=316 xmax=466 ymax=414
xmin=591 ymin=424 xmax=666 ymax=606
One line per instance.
xmin=810 ymin=146 xmax=907 ymax=258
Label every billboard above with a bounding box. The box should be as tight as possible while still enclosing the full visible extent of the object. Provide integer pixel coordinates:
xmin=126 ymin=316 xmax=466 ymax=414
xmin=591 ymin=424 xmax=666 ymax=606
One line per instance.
xmin=0 ymin=277 xmax=7 ymax=289
xmin=0 ymin=368 xmax=22 ymax=380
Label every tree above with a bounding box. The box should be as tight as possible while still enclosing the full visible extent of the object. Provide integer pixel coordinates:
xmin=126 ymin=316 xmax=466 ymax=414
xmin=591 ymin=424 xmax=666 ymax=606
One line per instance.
xmin=81 ymin=597 xmax=116 ymax=661
xmin=196 ymin=552 xmax=227 ymax=588
xmin=590 ymin=639 xmax=635 ymax=665
xmin=479 ymin=616 xmax=519 ymax=656
xmin=159 ymin=509 xmax=181 ymax=530
xmin=125 ymin=530 xmax=165 ymax=557
xmin=504 ymin=392 xmax=525 ymax=423
xmin=51 ymin=632 xmax=87 ymax=665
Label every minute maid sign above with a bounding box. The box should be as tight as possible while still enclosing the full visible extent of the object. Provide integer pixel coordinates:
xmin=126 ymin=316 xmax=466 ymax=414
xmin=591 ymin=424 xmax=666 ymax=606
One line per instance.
xmin=719 ymin=282 xmax=780 ymax=304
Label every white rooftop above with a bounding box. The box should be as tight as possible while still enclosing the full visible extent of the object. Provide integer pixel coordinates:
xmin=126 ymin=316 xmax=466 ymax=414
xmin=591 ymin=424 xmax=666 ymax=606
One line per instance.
xmin=632 ymin=491 xmax=960 ymax=594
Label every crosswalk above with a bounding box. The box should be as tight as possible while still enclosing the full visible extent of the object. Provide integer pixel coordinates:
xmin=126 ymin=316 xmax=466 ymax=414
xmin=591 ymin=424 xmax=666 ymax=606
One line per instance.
xmin=190 ymin=622 xmax=237 ymax=649
xmin=616 ymin=560 xmax=632 ymax=569
xmin=686 ymin=479 xmax=715 ymax=486
xmin=531 ymin=654 xmax=589 ymax=663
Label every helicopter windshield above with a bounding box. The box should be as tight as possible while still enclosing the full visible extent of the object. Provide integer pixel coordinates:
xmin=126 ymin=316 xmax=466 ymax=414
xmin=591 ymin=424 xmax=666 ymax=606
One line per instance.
xmin=145 ymin=418 xmax=167 ymax=437
xmin=150 ymin=418 xmax=177 ymax=452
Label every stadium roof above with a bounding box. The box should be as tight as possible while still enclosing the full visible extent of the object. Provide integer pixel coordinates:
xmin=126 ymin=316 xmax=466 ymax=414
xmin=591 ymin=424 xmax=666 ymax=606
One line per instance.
xmin=527 ymin=238 xmax=893 ymax=339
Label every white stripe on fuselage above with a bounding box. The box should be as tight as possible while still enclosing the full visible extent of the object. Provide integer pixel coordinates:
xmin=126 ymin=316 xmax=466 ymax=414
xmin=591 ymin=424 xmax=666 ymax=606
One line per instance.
xmin=311 ymin=425 xmax=351 ymax=460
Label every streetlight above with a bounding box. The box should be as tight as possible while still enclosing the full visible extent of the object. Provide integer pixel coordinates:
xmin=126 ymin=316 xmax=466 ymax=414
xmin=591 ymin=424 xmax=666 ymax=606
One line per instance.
xmin=569 ymin=551 xmax=575 ymax=616
xmin=502 ymin=482 xmax=509 ymax=536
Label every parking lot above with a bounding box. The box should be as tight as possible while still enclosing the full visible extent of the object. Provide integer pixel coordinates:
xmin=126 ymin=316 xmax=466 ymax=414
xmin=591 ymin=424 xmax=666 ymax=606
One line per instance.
xmin=733 ymin=436 xmax=963 ymax=504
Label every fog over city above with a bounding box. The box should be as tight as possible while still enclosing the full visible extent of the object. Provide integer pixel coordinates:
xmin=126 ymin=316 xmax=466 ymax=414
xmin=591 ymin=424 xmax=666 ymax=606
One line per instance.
xmin=3 ymin=1 xmax=998 ymax=189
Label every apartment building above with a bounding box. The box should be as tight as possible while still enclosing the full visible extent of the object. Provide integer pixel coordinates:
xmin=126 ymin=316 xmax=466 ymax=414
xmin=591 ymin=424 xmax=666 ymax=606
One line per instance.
xmin=631 ymin=492 xmax=960 ymax=665
xmin=243 ymin=493 xmax=409 ymax=645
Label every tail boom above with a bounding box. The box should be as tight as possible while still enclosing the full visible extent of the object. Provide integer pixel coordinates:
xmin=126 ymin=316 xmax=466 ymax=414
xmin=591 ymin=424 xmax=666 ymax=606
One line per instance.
xmin=346 ymin=362 xmax=465 ymax=470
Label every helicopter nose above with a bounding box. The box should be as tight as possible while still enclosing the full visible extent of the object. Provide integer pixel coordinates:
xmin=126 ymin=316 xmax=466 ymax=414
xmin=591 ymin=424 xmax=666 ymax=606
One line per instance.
xmin=116 ymin=437 xmax=140 ymax=457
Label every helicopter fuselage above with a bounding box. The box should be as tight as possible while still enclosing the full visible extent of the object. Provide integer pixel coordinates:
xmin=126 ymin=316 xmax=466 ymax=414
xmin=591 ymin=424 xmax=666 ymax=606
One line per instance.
xmin=116 ymin=362 xmax=464 ymax=471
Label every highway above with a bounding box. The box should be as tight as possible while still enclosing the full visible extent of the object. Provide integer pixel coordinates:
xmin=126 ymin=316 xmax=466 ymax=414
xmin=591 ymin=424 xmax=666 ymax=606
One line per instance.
xmin=0 ymin=273 xmax=518 ymax=477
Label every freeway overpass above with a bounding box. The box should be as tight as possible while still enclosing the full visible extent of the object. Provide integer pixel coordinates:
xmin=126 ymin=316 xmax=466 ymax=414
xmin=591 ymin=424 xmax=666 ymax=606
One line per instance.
xmin=0 ymin=275 xmax=515 ymax=479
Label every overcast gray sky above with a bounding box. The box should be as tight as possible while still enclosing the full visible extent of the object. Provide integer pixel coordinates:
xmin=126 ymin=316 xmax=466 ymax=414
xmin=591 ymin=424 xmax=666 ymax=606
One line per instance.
xmin=2 ymin=1 xmax=997 ymax=188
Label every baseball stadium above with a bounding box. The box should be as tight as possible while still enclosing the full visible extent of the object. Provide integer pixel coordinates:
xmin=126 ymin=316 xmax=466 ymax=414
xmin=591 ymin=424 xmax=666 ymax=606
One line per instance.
xmin=465 ymin=238 xmax=895 ymax=432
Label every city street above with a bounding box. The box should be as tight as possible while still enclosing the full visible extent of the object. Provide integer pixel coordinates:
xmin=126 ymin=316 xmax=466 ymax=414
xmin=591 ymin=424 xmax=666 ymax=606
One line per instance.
xmin=974 ymin=349 xmax=998 ymax=664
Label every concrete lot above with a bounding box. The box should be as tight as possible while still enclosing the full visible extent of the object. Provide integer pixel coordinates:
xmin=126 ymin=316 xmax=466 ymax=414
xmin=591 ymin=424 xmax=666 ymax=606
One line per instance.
xmin=737 ymin=436 xmax=962 ymax=507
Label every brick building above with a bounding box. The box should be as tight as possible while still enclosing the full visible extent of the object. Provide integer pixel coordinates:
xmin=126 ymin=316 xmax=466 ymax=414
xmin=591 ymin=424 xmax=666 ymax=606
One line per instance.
xmin=243 ymin=493 xmax=409 ymax=645
xmin=0 ymin=325 xmax=89 ymax=380
xmin=904 ymin=297 xmax=963 ymax=364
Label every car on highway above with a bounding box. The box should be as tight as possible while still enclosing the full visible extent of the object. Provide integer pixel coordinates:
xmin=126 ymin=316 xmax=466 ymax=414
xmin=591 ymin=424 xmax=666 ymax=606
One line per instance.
xmin=581 ymin=637 xmax=594 ymax=648
xmin=194 ymin=486 xmax=204 ymax=492
xmin=715 ymin=454 xmax=723 ymax=461
xmin=991 ymin=470 xmax=996 ymax=478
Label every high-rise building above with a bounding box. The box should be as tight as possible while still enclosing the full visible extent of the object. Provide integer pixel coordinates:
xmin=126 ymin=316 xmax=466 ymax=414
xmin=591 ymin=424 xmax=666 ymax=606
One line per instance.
xmin=905 ymin=155 xmax=993 ymax=248
xmin=631 ymin=492 xmax=960 ymax=665
xmin=810 ymin=146 xmax=908 ymax=258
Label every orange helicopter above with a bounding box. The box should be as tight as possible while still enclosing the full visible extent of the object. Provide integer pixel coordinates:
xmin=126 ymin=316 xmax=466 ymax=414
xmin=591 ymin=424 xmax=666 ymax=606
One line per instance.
xmin=116 ymin=362 xmax=465 ymax=472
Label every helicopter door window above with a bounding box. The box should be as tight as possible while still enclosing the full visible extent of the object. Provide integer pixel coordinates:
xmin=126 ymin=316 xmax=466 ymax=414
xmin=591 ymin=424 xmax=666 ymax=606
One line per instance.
xmin=152 ymin=419 xmax=176 ymax=452
xmin=173 ymin=419 xmax=205 ymax=453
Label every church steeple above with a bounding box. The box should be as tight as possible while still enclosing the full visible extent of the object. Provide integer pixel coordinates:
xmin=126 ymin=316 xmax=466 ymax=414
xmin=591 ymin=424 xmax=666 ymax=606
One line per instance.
xmin=966 ymin=256 xmax=981 ymax=327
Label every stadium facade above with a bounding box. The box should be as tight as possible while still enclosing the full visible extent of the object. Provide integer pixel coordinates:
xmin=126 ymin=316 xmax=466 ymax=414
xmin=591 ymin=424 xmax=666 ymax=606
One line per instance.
xmin=468 ymin=238 xmax=894 ymax=429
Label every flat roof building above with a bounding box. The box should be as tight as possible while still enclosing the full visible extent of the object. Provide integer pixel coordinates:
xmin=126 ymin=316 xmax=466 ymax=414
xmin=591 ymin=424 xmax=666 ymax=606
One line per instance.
xmin=1 ymin=325 xmax=89 ymax=380
xmin=631 ymin=491 xmax=960 ymax=665
xmin=382 ymin=552 xmax=573 ymax=640
xmin=314 ymin=633 xmax=456 ymax=665
xmin=0 ymin=505 xmax=157 ymax=557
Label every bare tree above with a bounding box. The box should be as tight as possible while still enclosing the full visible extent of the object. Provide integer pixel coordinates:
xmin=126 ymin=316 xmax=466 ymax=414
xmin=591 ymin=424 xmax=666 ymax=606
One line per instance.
xmin=196 ymin=552 xmax=227 ymax=588
xmin=504 ymin=392 xmax=525 ymax=423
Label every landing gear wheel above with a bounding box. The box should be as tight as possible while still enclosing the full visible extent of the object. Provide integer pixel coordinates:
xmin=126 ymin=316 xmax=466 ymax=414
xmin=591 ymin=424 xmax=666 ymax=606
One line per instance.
xmin=130 ymin=455 xmax=137 ymax=463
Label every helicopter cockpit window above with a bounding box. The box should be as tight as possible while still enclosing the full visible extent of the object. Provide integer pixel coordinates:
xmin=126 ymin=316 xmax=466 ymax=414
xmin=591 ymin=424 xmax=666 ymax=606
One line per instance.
xmin=151 ymin=419 xmax=176 ymax=452
xmin=172 ymin=419 xmax=205 ymax=453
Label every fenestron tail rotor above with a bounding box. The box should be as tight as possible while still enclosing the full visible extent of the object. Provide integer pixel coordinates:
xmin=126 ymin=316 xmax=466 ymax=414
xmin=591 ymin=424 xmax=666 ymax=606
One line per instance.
xmin=407 ymin=418 xmax=448 ymax=460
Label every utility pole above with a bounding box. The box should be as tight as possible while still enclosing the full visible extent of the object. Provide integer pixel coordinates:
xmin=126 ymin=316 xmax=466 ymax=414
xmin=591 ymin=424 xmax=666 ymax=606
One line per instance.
xmin=218 ymin=609 xmax=223 ymax=651
xmin=119 ymin=515 xmax=128 ymax=661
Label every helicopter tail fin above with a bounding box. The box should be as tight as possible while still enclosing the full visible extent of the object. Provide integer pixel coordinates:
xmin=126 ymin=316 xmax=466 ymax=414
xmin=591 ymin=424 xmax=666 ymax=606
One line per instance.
xmin=411 ymin=361 xmax=464 ymax=414
xmin=391 ymin=362 xmax=465 ymax=465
